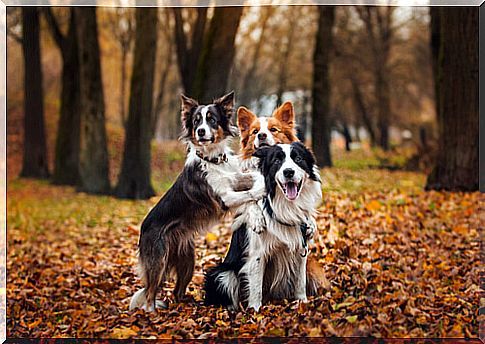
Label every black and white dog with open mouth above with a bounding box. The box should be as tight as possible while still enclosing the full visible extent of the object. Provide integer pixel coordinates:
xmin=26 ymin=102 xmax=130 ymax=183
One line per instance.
xmin=129 ymin=92 xmax=266 ymax=312
xmin=204 ymin=142 xmax=322 ymax=311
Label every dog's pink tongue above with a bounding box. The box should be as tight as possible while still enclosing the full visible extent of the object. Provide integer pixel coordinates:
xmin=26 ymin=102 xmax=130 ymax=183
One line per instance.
xmin=286 ymin=182 xmax=298 ymax=200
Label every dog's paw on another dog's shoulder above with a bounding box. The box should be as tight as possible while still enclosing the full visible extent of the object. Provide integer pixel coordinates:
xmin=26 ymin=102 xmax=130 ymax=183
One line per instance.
xmin=231 ymin=172 xmax=255 ymax=192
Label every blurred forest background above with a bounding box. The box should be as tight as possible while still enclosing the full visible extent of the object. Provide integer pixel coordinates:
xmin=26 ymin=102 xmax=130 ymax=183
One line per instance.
xmin=6 ymin=6 xmax=481 ymax=338
xmin=6 ymin=6 xmax=478 ymax=198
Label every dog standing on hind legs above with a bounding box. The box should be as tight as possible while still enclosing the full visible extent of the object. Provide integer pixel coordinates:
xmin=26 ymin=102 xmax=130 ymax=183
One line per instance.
xmin=129 ymin=91 xmax=266 ymax=311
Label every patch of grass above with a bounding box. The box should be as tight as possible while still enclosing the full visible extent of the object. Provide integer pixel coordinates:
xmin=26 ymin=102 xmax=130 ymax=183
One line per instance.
xmin=321 ymin=168 xmax=426 ymax=194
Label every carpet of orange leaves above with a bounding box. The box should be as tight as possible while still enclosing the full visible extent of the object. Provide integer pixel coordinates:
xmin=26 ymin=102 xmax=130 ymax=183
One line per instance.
xmin=6 ymin=171 xmax=482 ymax=338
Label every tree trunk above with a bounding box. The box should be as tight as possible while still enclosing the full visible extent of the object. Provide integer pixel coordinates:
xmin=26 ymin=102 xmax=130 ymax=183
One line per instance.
xmin=426 ymin=8 xmax=478 ymax=191
xmin=120 ymin=49 xmax=128 ymax=128
xmin=45 ymin=9 xmax=81 ymax=185
xmin=75 ymin=7 xmax=110 ymax=194
xmin=172 ymin=7 xmax=207 ymax=95
xmin=239 ymin=7 xmax=273 ymax=106
xmin=276 ymin=11 xmax=298 ymax=106
xmin=350 ymin=76 xmax=376 ymax=146
xmin=430 ymin=7 xmax=441 ymax=121
xmin=342 ymin=122 xmax=352 ymax=152
xmin=357 ymin=7 xmax=393 ymax=151
xmin=311 ymin=6 xmax=335 ymax=168
xmin=193 ymin=6 xmax=243 ymax=102
xmin=375 ymin=70 xmax=390 ymax=150
xmin=115 ymin=8 xmax=158 ymax=199
xmin=20 ymin=8 xmax=49 ymax=178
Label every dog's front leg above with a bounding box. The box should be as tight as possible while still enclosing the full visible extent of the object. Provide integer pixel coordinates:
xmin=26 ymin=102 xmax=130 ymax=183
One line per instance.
xmin=294 ymin=253 xmax=308 ymax=302
xmin=244 ymin=201 xmax=266 ymax=234
xmin=219 ymin=174 xmax=266 ymax=209
xmin=246 ymin=253 xmax=265 ymax=312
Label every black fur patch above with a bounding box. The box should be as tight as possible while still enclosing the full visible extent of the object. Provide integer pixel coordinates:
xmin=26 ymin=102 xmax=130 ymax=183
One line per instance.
xmin=204 ymin=225 xmax=249 ymax=306
xmin=289 ymin=142 xmax=319 ymax=181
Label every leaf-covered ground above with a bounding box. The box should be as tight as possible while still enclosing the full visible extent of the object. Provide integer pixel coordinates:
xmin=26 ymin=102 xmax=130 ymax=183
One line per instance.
xmin=6 ymin=150 xmax=482 ymax=339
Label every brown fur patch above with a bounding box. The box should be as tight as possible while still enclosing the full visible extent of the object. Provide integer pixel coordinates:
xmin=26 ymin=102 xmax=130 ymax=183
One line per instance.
xmin=238 ymin=102 xmax=298 ymax=159
xmin=213 ymin=126 xmax=225 ymax=144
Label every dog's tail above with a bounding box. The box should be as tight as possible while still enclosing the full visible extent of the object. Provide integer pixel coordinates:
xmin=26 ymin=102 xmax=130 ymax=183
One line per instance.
xmin=204 ymin=263 xmax=240 ymax=309
xmin=306 ymin=256 xmax=330 ymax=296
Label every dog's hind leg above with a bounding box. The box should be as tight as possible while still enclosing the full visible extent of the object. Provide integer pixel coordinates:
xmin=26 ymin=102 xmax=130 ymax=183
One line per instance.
xmin=173 ymin=239 xmax=195 ymax=302
xmin=138 ymin=236 xmax=169 ymax=312
xmin=244 ymin=254 xmax=265 ymax=312
xmin=294 ymin=254 xmax=308 ymax=302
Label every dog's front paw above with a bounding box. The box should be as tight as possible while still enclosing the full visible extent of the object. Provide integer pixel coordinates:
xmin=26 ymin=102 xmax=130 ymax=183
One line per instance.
xmin=303 ymin=217 xmax=317 ymax=240
xmin=232 ymin=173 xmax=254 ymax=192
xmin=245 ymin=203 xmax=266 ymax=234
xmin=248 ymin=301 xmax=262 ymax=312
xmin=295 ymin=295 xmax=308 ymax=303
xmin=251 ymin=214 xmax=266 ymax=234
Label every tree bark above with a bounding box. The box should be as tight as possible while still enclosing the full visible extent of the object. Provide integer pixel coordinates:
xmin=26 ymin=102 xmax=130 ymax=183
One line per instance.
xmin=120 ymin=49 xmax=128 ymax=128
xmin=172 ymin=7 xmax=208 ymax=95
xmin=192 ymin=6 xmax=243 ymax=102
xmin=20 ymin=7 xmax=49 ymax=179
xmin=430 ymin=7 xmax=441 ymax=121
xmin=75 ymin=7 xmax=110 ymax=194
xmin=426 ymin=8 xmax=478 ymax=191
xmin=45 ymin=9 xmax=81 ymax=185
xmin=115 ymin=8 xmax=158 ymax=199
xmin=356 ymin=7 xmax=393 ymax=151
xmin=276 ymin=11 xmax=298 ymax=106
xmin=311 ymin=6 xmax=335 ymax=168
xmin=350 ymin=76 xmax=376 ymax=146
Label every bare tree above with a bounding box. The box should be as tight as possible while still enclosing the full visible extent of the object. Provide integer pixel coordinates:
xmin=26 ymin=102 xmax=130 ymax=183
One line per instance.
xmin=106 ymin=8 xmax=135 ymax=128
xmin=75 ymin=7 xmax=110 ymax=194
xmin=44 ymin=8 xmax=81 ymax=185
xmin=356 ymin=6 xmax=394 ymax=151
xmin=115 ymin=8 xmax=158 ymax=199
xmin=192 ymin=7 xmax=244 ymax=102
xmin=276 ymin=7 xmax=299 ymax=105
xmin=172 ymin=7 xmax=208 ymax=95
xmin=152 ymin=9 xmax=174 ymax=139
xmin=312 ymin=6 xmax=335 ymax=168
xmin=426 ymin=8 xmax=478 ymax=191
xmin=20 ymin=7 xmax=49 ymax=178
xmin=239 ymin=6 xmax=274 ymax=106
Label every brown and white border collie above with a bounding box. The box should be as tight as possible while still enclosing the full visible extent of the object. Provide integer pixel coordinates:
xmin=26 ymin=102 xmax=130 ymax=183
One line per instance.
xmin=129 ymin=92 xmax=266 ymax=312
xmin=237 ymin=101 xmax=299 ymax=162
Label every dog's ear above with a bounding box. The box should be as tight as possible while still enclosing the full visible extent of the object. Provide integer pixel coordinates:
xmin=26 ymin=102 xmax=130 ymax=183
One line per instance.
xmin=252 ymin=146 xmax=271 ymax=160
xmin=214 ymin=91 xmax=235 ymax=116
xmin=181 ymin=94 xmax=198 ymax=114
xmin=291 ymin=142 xmax=319 ymax=181
xmin=237 ymin=107 xmax=257 ymax=134
xmin=180 ymin=94 xmax=198 ymax=140
xmin=273 ymin=101 xmax=295 ymax=127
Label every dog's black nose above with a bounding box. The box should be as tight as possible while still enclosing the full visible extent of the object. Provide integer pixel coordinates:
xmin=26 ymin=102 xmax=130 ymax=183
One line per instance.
xmin=283 ymin=168 xmax=294 ymax=179
xmin=197 ymin=128 xmax=206 ymax=137
xmin=258 ymin=133 xmax=267 ymax=140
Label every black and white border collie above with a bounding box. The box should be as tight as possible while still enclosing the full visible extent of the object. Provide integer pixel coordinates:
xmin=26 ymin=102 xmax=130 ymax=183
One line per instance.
xmin=204 ymin=142 xmax=322 ymax=311
xmin=130 ymin=92 xmax=266 ymax=311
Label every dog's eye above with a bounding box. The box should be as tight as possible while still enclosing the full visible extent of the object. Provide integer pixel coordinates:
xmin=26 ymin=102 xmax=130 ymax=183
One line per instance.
xmin=294 ymin=156 xmax=302 ymax=163
xmin=252 ymin=129 xmax=259 ymax=135
xmin=270 ymin=127 xmax=278 ymax=132
xmin=208 ymin=117 xmax=216 ymax=124
xmin=274 ymin=159 xmax=281 ymax=165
